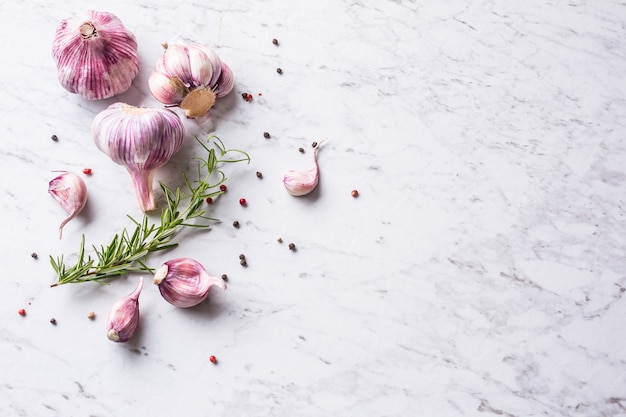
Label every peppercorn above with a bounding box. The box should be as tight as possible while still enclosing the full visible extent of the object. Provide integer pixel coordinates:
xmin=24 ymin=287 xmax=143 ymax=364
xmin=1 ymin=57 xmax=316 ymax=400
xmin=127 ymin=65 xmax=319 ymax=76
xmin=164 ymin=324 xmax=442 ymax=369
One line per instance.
xmin=31 ymin=252 xmax=38 ymax=259
xmin=239 ymin=198 xmax=247 ymax=206
xmin=87 ymin=311 xmax=95 ymax=320
xmin=82 ymin=168 xmax=92 ymax=175
xmin=298 ymin=147 xmax=304 ymax=153
xmin=263 ymin=131 xmax=270 ymax=139
xmin=276 ymin=67 xmax=283 ymax=75
xmin=256 ymin=171 xmax=263 ymax=179
xmin=312 ymin=141 xmax=318 ymax=148
xmin=50 ymin=318 xmax=57 ymax=325
xmin=18 ymin=309 xmax=26 ymax=316
xmin=209 ymin=355 xmax=218 ymax=364
xmin=51 ymin=134 xmax=58 ymax=141
xmin=239 ymin=254 xmax=246 ymax=260
xmin=206 ymin=197 xmax=213 ymax=204
xmin=272 ymin=38 xmax=279 ymax=45
xmin=220 ymin=184 xmax=227 ymax=192
xmin=221 ymin=274 xmax=228 ymax=282
xmin=288 ymin=243 xmax=296 ymax=251
xmin=240 ymin=259 xmax=247 ymax=267
xmin=233 ymin=220 xmax=240 ymax=228
xmin=351 ymin=189 xmax=359 ymax=198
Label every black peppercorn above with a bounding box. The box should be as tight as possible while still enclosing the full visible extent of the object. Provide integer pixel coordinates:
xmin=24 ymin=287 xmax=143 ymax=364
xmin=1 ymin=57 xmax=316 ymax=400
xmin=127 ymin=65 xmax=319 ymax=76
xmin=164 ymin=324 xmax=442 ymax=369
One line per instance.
xmin=256 ymin=171 xmax=263 ymax=179
xmin=272 ymin=38 xmax=279 ymax=45
xmin=233 ymin=220 xmax=240 ymax=228
xmin=276 ymin=67 xmax=283 ymax=75
xmin=263 ymin=131 xmax=270 ymax=138
xmin=288 ymin=243 xmax=296 ymax=251
xmin=51 ymin=134 xmax=58 ymax=141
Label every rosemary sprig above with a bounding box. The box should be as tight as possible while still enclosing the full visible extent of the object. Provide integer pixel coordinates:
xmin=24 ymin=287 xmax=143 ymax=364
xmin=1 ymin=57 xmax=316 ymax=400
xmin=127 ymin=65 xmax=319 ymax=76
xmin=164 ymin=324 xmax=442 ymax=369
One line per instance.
xmin=50 ymin=135 xmax=250 ymax=286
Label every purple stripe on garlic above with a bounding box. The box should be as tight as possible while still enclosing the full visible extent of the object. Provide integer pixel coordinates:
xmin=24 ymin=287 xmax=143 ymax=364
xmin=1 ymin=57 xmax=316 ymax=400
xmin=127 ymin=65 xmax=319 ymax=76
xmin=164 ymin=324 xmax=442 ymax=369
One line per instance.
xmin=48 ymin=171 xmax=88 ymax=239
xmin=52 ymin=10 xmax=139 ymax=100
xmin=92 ymin=103 xmax=185 ymax=212
xmin=149 ymin=39 xmax=234 ymax=119
xmin=154 ymin=258 xmax=226 ymax=308
xmin=107 ymin=277 xmax=143 ymax=343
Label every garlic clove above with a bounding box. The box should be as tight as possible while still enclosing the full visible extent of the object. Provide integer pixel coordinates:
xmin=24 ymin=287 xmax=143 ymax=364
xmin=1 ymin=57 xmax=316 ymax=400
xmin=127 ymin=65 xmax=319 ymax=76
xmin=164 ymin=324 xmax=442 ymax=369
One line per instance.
xmin=48 ymin=171 xmax=88 ymax=239
xmin=107 ymin=277 xmax=143 ymax=343
xmin=92 ymin=103 xmax=185 ymax=212
xmin=148 ymin=72 xmax=188 ymax=105
xmin=52 ymin=10 xmax=139 ymax=100
xmin=154 ymin=258 xmax=226 ymax=308
xmin=214 ymin=62 xmax=235 ymax=98
xmin=283 ymin=167 xmax=319 ymax=196
xmin=283 ymin=141 xmax=325 ymax=196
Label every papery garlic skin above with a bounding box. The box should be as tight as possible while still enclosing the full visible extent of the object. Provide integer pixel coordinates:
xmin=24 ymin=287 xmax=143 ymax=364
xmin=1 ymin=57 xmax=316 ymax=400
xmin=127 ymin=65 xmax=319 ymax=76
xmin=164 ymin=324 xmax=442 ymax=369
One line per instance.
xmin=92 ymin=103 xmax=185 ymax=212
xmin=148 ymin=39 xmax=234 ymax=118
xmin=154 ymin=258 xmax=226 ymax=308
xmin=283 ymin=142 xmax=325 ymax=196
xmin=52 ymin=10 xmax=139 ymax=100
xmin=107 ymin=277 xmax=143 ymax=343
xmin=48 ymin=171 xmax=88 ymax=239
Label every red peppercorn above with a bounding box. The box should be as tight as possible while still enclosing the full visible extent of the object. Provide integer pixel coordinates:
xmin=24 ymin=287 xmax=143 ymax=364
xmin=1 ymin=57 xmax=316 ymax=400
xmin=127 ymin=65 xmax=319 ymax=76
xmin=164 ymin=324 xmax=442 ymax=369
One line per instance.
xmin=219 ymin=184 xmax=227 ymax=192
xmin=209 ymin=355 xmax=217 ymax=364
xmin=18 ymin=309 xmax=26 ymax=316
xmin=351 ymin=189 xmax=359 ymax=198
xmin=239 ymin=198 xmax=247 ymax=206
xmin=82 ymin=168 xmax=92 ymax=175
xmin=206 ymin=197 xmax=213 ymax=204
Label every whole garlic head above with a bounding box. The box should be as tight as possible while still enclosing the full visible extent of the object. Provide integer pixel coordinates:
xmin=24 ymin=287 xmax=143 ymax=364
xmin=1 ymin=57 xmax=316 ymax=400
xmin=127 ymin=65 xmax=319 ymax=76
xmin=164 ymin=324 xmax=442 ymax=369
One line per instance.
xmin=52 ymin=10 xmax=140 ymax=100
xmin=149 ymin=39 xmax=234 ymax=118
xmin=92 ymin=103 xmax=185 ymax=212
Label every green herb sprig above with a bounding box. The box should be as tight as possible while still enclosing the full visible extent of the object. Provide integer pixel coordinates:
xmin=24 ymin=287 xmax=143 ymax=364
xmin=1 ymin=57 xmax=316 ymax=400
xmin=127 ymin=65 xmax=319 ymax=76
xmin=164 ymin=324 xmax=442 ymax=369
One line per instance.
xmin=50 ymin=135 xmax=250 ymax=286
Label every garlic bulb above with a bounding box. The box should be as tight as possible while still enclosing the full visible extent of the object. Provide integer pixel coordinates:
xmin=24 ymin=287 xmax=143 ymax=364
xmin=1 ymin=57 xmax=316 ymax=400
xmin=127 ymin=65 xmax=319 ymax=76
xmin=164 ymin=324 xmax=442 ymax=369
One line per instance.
xmin=149 ymin=39 xmax=234 ymax=118
xmin=154 ymin=258 xmax=226 ymax=308
xmin=48 ymin=171 xmax=88 ymax=239
xmin=107 ymin=277 xmax=143 ymax=343
xmin=92 ymin=103 xmax=185 ymax=212
xmin=52 ymin=10 xmax=140 ymax=100
xmin=283 ymin=141 xmax=325 ymax=196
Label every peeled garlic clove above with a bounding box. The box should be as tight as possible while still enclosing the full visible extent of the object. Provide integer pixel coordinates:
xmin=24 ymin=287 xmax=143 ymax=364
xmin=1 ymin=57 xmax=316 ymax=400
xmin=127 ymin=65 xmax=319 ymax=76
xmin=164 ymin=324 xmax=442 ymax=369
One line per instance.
xmin=283 ymin=142 xmax=325 ymax=196
xmin=92 ymin=103 xmax=185 ymax=212
xmin=154 ymin=258 xmax=226 ymax=308
xmin=149 ymin=39 xmax=234 ymax=118
xmin=52 ymin=10 xmax=139 ymax=100
xmin=48 ymin=171 xmax=88 ymax=239
xmin=107 ymin=277 xmax=143 ymax=343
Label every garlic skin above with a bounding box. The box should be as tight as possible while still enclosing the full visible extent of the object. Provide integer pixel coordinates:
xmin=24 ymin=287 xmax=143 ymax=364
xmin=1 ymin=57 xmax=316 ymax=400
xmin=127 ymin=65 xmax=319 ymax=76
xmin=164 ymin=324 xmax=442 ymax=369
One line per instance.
xmin=92 ymin=103 xmax=185 ymax=212
xmin=154 ymin=258 xmax=226 ymax=308
xmin=283 ymin=142 xmax=325 ymax=196
xmin=52 ymin=10 xmax=139 ymax=100
xmin=148 ymin=39 xmax=234 ymax=118
xmin=48 ymin=171 xmax=88 ymax=239
xmin=107 ymin=277 xmax=143 ymax=343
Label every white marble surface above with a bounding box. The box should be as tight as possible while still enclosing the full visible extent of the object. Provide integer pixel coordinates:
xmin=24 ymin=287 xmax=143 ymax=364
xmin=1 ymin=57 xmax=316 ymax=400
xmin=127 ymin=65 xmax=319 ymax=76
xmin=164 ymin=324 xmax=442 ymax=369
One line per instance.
xmin=1 ymin=0 xmax=626 ymax=415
